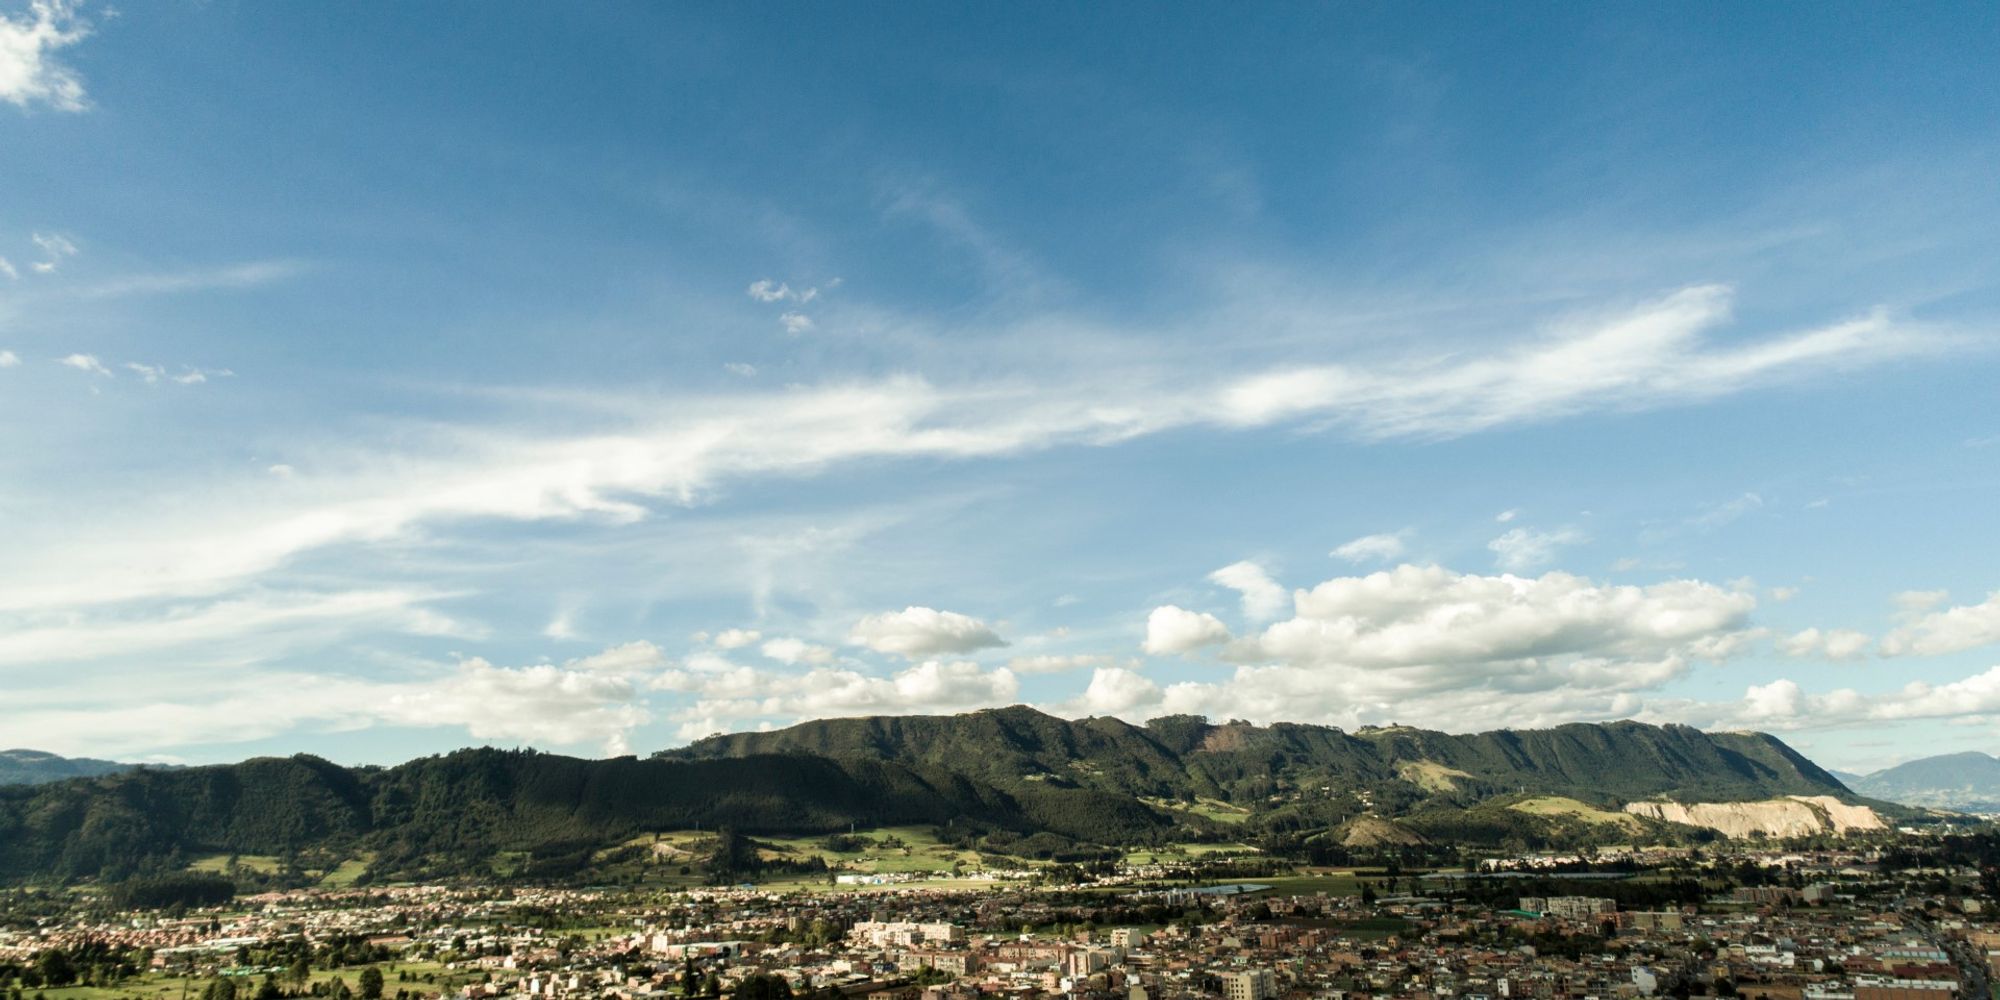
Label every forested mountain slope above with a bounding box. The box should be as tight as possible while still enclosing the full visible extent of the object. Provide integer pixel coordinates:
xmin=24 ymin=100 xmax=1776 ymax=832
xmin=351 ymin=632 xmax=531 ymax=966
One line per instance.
xmin=0 ymin=708 xmax=1859 ymax=884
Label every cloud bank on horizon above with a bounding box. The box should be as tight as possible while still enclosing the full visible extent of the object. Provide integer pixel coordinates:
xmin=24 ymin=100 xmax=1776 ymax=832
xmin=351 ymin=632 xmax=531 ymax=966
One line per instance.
xmin=2 ymin=2 xmax=1998 ymax=772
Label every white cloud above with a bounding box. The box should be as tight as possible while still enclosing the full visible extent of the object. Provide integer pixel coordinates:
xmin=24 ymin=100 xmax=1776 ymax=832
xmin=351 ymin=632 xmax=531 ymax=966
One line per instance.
xmin=1133 ymin=564 xmax=1756 ymax=732
xmin=1243 ymin=565 xmax=1754 ymax=675
xmin=779 ymin=311 xmax=814 ymax=334
xmin=1715 ymin=666 xmax=2000 ymax=732
xmin=1208 ymin=560 xmax=1289 ymax=621
xmin=542 ymin=607 xmax=579 ymax=640
xmin=1061 ymin=666 xmax=1162 ymax=717
xmin=565 ymin=640 xmax=669 ymax=675
xmin=1142 ymin=605 xmax=1232 ymax=656
xmin=1487 ymin=526 xmax=1586 ymax=571
xmin=760 ymin=636 xmax=835 ymax=665
xmin=0 ymin=349 xmax=18 ymax=367
xmin=56 ymin=352 xmax=109 ymax=376
xmin=1882 ymin=591 xmax=2000 ymax=657
xmin=0 ymin=284 xmax=1952 ymax=644
xmin=724 ymin=362 xmax=757 ymax=377
xmin=1007 ymin=653 xmax=1117 ymax=674
xmin=29 ymin=230 xmax=77 ymax=271
xmin=1211 ymin=286 xmax=1944 ymax=438
xmin=1331 ymin=532 xmax=1407 ymax=565
xmin=0 ymin=258 xmax=15 ymax=279
xmin=0 ymin=588 xmax=478 ymax=667
xmin=1689 ymin=492 xmax=1764 ymax=530
xmin=1893 ymin=589 xmax=1950 ymax=614
xmin=1777 ymin=627 xmax=1871 ymax=660
xmin=1495 ymin=508 xmax=1519 ymax=523
xmin=1769 ymin=586 xmax=1799 ymax=602
xmin=747 ymin=279 xmax=822 ymax=304
xmin=710 ymin=628 xmax=763 ymax=649
xmin=0 ymin=0 xmax=89 ymax=112
xmin=667 ymin=658 xmax=1018 ymax=740
xmin=849 ymin=606 xmax=1005 ymax=658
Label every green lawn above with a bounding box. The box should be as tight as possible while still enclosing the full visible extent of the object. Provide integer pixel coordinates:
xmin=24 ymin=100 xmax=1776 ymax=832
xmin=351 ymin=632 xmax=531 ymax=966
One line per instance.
xmin=186 ymin=855 xmax=282 ymax=876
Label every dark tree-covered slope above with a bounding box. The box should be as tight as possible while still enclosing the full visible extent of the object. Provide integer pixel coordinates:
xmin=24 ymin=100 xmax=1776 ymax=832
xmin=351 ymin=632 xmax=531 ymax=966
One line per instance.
xmin=667 ymin=706 xmax=1849 ymax=804
xmin=0 ymin=708 xmax=1855 ymax=884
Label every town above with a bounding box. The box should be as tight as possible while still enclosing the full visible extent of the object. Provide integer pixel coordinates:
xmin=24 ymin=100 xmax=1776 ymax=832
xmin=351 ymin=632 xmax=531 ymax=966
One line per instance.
xmin=7 ymin=837 xmax=1999 ymax=1000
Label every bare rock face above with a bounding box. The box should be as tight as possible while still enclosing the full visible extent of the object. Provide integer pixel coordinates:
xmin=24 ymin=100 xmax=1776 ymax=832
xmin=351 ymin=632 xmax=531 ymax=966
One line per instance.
xmin=1623 ymin=796 xmax=1884 ymax=838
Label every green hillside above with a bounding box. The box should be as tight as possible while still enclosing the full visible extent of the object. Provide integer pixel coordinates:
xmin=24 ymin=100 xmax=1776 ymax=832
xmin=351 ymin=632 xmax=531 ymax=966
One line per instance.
xmin=0 ymin=708 xmax=1857 ymax=885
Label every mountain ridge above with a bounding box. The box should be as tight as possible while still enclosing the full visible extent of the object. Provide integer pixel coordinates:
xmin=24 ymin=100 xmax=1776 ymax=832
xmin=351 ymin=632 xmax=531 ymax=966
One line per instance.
xmin=0 ymin=708 xmax=1869 ymax=885
xmin=1845 ymin=750 xmax=2000 ymax=813
xmin=0 ymin=748 xmax=146 ymax=786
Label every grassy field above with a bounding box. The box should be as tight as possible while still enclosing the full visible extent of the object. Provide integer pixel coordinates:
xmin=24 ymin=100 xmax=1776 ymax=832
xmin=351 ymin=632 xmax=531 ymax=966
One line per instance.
xmin=1396 ymin=762 xmax=1475 ymax=793
xmin=578 ymin=826 xmax=1040 ymax=891
xmin=1120 ymin=841 xmax=1260 ymax=865
xmin=187 ymin=855 xmax=282 ymax=876
xmin=318 ymin=853 xmax=376 ymax=888
xmin=1509 ymin=796 xmax=1644 ymax=830
xmin=756 ymin=825 xmax=986 ymax=875
xmin=1141 ymin=796 xmax=1253 ymax=825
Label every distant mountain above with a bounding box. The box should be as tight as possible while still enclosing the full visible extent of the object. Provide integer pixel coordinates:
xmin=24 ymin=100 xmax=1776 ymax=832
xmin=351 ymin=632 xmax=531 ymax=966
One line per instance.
xmin=1847 ymin=751 xmax=2000 ymax=812
xmin=0 ymin=749 xmax=140 ymax=786
xmin=0 ymin=708 xmax=1864 ymax=885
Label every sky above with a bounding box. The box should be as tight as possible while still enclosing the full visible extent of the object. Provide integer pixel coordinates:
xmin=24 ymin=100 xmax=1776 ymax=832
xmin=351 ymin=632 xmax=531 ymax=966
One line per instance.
xmin=3 ymin=2 xmax=1999 ymax=773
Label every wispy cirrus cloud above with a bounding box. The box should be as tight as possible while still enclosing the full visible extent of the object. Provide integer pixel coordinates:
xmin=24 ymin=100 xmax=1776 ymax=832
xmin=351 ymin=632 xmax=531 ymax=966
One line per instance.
xmin=0 ymin=283 xmax=1959 ymax=714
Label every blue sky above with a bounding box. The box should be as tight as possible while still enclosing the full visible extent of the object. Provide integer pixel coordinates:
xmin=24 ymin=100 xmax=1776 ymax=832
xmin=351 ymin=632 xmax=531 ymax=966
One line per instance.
xmin=3 ymin=1 xmax=1998 ymax=772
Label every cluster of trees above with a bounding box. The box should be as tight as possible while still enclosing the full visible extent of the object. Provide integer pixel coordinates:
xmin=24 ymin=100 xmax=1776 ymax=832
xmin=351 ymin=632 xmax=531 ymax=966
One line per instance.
xmin=0 ymin=939 xmax=143 ymax=989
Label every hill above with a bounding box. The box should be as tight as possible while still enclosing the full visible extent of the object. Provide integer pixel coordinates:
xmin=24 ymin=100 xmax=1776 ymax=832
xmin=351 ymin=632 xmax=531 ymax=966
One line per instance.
xmin=1847 ymin=751 xmax=2000 ymax=813
xmin=0 ymin=749 xmax=142 ymax=786
xmin=667 ymin=706 xmax=1851 ymax=805
xmin=0 ymin=708 xmax=1868 ymax=885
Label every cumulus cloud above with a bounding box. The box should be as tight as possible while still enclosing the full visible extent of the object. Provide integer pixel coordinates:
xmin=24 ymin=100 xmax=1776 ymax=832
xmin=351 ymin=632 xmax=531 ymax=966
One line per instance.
xmin=710 ymin=628 xmax=763 ymax=650
xmin=667 ymin=658 xmax=1018 ymax=740
xmin=384 ymin=657 xmax=651 ymax=755
xmin=1060 ymin=666 xmax=1162 ymax=717
xmin=1143 ymin=605 xmax=1232 ymax=656
xmin=0 ymin=0 xmax=89 ymax=112
xmin=779 ymin=311 xmax=814 ymax=334
xmin=1718 ymin=667 xmax=2000 ymax=732
xmin=1131 ymin=564 xmax=1757 ymax=731
xmin=1881 ymin=591 xmax=2000 ymax=657
xmin=724 ymin=362 xmax=757 ymax=377
xmin=849 ymin=606 xmax=1005 ymax=658
xmin=760 ymin=636 xmax=835 ymax=665
xmin=1332 ymin=532 xmax=1407 ymax=565
xmin=1778 ymin=627 xmax=1872 ymax=660
xmin=1208 ymin=560 xmax=1289 ymax=621
xmin=0 ymin=349 xmax=18 ymax=367
xmin=3 ymin=644 xmax=659 ymax=758
xmin=1007 ymin=653 xmax=1118 ymax=674
xmin=1487 ymin=526 xmax=1586 ymax=571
